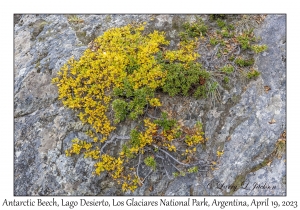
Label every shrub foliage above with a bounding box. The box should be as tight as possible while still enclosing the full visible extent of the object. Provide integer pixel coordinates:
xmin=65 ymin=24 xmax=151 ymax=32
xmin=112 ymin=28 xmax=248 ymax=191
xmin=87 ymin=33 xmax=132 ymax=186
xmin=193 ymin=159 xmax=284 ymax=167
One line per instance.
xmin=52 ymin=15 xmax=267 ymax=192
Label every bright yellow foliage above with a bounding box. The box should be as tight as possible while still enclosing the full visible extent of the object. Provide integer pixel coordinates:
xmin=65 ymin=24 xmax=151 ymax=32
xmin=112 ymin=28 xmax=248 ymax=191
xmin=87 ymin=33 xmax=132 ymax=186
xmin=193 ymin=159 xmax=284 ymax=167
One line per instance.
xmin=165 ymin=39 xmax=200 ymax=65
xmin=94 ymin=154 xmax=124 ymax=179
xmin=53 ymin=22 xmax=205 ymax=193
xmin=185 ymin=135 xmax=205 ymax=146
xmin=52 ymin=23 xmax=200 ymax=141
xmin=184 ymin=122 xmax=206 ymax=146
xmin=84 ymin=149 xmax=100 ymax=159
xmin=52 ymin=24 xmax=169 ymax=139
xmin=121 ymin=175 xmax=140 ymax=192
xmin=217 ymin=150 xmax=224 ymax=157
xmin=65 ymin=138 xmax=93 ymax=156
xmin=149 ymin=98 xmax=162 ymax=107
xmin=128 ymin=118 xmax=157 ymax=155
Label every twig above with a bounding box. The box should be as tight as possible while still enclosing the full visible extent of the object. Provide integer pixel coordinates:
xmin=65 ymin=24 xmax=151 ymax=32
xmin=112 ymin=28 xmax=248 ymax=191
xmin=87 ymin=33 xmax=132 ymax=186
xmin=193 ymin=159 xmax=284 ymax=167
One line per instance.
xmin=164 ymin=167 xmax=172 ymax=179
xmin=203 ymin=57 xmax=210 ymax=67
xmin=143 ymin=169 xmax=153 ymax=182
xmin=200 ymin=44 xmax=209 ymax=51
xmin=155 ymin=154 xmax=165 ymax=159
xmin=136 ymin=153 xmax=142 ymax=183
xmin=146 ymin=113 xmax=160 ymax=120
xmin=212 ymin=43 xmax=220 ymax=58
xmin=154 ymin=145 xmax=211 ymax=170
xmin=100 ymin=134 xmax=130 ymax=153
xmin=170 ymin=162 xmax=181 ymax=172
xmin=144 ymin=104 xmax=149 ymax=116
xmin=156 ymin=146 xmax=190 ymax=166
xmin=225 ymin=44 xmax=237 ymax=57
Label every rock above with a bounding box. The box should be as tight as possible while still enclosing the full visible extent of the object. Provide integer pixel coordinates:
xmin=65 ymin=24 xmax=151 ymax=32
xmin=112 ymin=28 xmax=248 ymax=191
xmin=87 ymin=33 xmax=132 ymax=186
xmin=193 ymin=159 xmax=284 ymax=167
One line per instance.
xmin=165 ymin=176 xmax=194 ymax=196
xmin=14 ymin=14 xmax=286 ymax=195
xmin=14 ymin=14 xmax=22 ymax=25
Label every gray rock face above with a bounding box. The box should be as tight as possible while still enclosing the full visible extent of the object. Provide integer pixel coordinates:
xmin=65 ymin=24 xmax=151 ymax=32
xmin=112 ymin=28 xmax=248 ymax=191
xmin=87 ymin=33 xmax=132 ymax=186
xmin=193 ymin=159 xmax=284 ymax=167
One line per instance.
xmin=14 ymin=14 xmax=286 ymax=195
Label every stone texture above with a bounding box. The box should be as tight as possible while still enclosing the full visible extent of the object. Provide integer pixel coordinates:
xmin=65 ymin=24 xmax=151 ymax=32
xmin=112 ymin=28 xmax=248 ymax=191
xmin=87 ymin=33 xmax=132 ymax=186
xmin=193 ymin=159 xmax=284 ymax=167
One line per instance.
xmin=14 ymin=14 xmax=286 ymax=195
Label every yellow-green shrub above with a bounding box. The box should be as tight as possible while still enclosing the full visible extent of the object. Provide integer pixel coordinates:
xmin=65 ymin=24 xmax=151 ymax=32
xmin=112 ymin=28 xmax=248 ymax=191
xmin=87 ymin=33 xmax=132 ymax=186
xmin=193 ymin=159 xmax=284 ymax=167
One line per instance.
xmin=52 ymin=20 xmax=215 ymax=192
xmin=52 ymin=23 xmax=169 ymax=139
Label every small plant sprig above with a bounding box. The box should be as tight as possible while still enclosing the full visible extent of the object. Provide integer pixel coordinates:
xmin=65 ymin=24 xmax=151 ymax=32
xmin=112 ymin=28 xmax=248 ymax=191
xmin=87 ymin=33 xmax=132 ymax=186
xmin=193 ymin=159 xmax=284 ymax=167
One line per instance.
xmin=247 ymin=69 xmax=260 ymax=79
xmin=68 ymin=15 xmax=84 ymax=24
xmin=210 ymin=14 xmax=226 ymax=20
xmin=179 ymin=18 xmax=208 ymax=42
xmin=237 ymin=29 xmax=256 ymax=50
xmin=210 ymin=37 xmax=218 ymax=45
xmin=112 ymin=99 xmax=128 ymax=124
xmin=223 ymin=76 xmax=230 ymax=84
xmin=235 ymin=57 xmax=255 ymax=67
xmin=144 ymin=156 xmax=157 ymax=170
xmin=251 ymin=44 xmax=268 ymax=53
xmin=216 ymin=19 xmax=226 ymax=28
xmin=154 ymin=112 xmax=177 ymax=131
xmin=220 ymin=65 xmax=234 ymax=74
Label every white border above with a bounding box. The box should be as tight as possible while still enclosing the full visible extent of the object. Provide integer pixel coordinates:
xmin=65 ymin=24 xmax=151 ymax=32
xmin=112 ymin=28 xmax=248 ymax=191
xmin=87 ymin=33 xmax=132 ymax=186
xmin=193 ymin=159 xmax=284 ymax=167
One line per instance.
xmin=3 ymin=0 xmax=299 ymax=209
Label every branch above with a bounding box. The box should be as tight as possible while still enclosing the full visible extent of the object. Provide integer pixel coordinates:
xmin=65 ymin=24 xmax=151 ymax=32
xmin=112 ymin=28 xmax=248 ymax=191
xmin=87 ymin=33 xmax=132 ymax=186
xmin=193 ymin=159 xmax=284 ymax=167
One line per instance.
xmin=164 ymin=167 xmax=172 ymax=179
xmin=142 ymin=169 xmax=153 ymax=182
xmin=154 ymin=145 xmax=210 ymax=170
xmin=146 ymin=113 xmax=160 ymax=120
xmin=170 ymin=162 xmax=181 ymax=172
xmin=154 ymin=154 xmax=165 ymax=160
xmin=100 ymin=134 xmax=130 ymax=153
xmin=136 ymin=153 xmax=142 ymax=183
xmin=212 ymin=43 xmax=221 ymax=58
xmin=155 ymin=145 xmax=189 ymax=166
